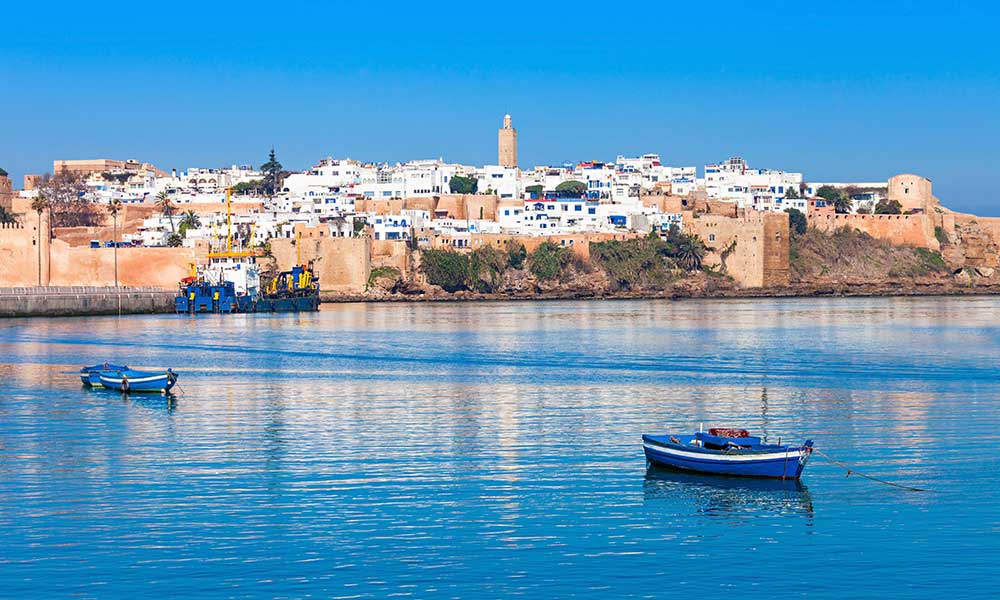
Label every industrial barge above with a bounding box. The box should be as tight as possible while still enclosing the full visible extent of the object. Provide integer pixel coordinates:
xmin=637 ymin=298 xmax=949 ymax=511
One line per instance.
xmin=174 ymin=188 xmax=320 ymax=314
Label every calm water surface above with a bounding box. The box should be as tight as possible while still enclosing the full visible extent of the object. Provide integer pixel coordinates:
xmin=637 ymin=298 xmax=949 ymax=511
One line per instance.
xmin=1 ymin=298 xmax=999 ymax=598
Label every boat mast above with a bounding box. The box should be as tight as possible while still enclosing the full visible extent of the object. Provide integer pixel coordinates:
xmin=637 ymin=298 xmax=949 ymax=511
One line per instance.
xmin=226 ymin=187 xmax=233 ymax=253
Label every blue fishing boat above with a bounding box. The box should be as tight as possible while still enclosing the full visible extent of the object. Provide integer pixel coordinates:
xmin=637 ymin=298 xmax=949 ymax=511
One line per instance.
xmin=79 ymin=363 xmax=129 ymax=387
xmin=98 ymin=369 xmax=178 ymax=394
xmin=642 ymin=427 xmax=814 ymax=479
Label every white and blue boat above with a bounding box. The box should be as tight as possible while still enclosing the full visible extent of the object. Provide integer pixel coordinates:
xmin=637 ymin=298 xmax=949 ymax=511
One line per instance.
xmin=98 ymin=369 xmax=178 ymax=394
xmin=80 ymin=363 xmax=129 ymax=387
xmin=642 ymin=428 xmax=814 ymax=479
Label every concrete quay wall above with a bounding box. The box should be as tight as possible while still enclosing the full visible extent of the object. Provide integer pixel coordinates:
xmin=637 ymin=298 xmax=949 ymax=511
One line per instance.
xmin=0 ymin=287 xmax=175 ymax=318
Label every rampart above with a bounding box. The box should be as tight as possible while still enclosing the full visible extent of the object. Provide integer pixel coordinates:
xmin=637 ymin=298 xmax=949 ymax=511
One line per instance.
xmin=687 ymin=212 xmax=790 ymax=287
xmin=270 ymin=236 xmax=370 ymax=294
xmin=810 ymin=213 xmax=938 ymax=251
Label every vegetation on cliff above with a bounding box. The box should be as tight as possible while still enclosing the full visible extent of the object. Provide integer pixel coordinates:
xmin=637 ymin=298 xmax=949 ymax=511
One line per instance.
xmin=416 ymin=228 xmax=717 ymax=296
xmin=590 ymin=236 xmax=677 ymax=290
xmin=789 ymin=226 xmax=948 ymax=283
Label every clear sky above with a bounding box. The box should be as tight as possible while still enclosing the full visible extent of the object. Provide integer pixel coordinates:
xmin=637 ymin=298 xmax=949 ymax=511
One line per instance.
xmin=3 ymin=1 xmax=999 ymax=213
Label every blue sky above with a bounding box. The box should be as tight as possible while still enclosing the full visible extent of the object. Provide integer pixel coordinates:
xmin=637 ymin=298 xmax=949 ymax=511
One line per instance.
xmin=3 ymin=1 xmax=999 ymax=213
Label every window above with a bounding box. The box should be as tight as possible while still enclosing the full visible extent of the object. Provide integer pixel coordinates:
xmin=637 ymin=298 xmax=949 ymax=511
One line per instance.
xmin=709 ymin=234 xmax=716 ymax=241
xmin=575 ymin=205 xmax=582 ymax=211
xmin=504 ymin=210 xmax=510 ymax=216
xmin=588 ymin=208 xmax=596 ymax=215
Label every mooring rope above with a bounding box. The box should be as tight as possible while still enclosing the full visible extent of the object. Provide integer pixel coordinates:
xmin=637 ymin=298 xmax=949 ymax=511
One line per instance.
xmin=812 ymin=448 xmax=929 ymax=492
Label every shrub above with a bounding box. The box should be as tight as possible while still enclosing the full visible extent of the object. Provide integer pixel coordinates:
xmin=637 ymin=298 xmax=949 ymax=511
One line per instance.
xmin=874 ymin=198 xmax=902 ymax=214
xmin=368 ymin=266 xmax=401 ymax=289
xmin=505 ymin=239 xmax=527 ymax=269
xmin=786 ymin=208 xmax=807 ymax=236
xmin=914 ymin=248 xmax=947 ymax=272
xmin=420 ymin=249 xmax=472 ymax=292
xmin=934 ymin=226 xmax=949 ymax=245
xmin=591 ymin=237 xmax=673 ymax=290
xmin=528 ymin=241 xmax=571 ymax=280
xmin=470 ymin=245 xmax=507 ymax=292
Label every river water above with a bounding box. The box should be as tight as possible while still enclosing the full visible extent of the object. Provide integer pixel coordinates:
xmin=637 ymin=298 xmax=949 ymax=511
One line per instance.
xmin=1 ymin=298 xmax=998 ymax=598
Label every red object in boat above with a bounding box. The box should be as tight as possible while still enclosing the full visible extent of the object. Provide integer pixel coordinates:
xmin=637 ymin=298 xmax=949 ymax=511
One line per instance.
xmin=709 ymin=428 xmax=750 ymax=438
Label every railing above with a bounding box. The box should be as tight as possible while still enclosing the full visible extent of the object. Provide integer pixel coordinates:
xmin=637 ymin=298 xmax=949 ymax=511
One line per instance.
xmin=0 ymin=286 xmax=172 ymax=295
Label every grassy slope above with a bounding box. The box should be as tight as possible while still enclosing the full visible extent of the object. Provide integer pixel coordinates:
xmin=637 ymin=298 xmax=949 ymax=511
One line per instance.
xmin=790 ymin=227 xmax=948 ymax=283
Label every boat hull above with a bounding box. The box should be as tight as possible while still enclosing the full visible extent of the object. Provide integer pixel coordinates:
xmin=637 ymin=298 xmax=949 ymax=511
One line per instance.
xmin=98 ymin=371 xmax=178 ymax=394
xmin=643 ymin=435 xmax=812 ymax=479
xmin=80 ymin=364 xmax=129 ymax=387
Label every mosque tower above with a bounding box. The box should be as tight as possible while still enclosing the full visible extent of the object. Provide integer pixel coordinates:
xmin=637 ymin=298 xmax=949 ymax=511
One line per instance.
xmin=498 ymin=114 xmax=517 ymax=168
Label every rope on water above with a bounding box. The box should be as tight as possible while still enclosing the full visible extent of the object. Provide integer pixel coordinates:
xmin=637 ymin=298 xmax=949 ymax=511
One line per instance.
xmin=812 ymin=448 xmax=930 ymax=492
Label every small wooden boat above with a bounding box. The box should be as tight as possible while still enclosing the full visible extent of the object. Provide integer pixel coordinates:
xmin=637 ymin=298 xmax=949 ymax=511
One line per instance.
xmin=643 ymin=427 xmax=814 ymax=479
xmin=80 ymin=363 xmax=129 ymax=387
xmin=98 ymin=369 xmax=178 ymax=394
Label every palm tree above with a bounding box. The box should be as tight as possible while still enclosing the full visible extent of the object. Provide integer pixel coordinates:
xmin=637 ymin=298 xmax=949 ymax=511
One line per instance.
xmin=178 ymin=210 xmax=201 ymax=237
xmin=155 ymin=191 xmax=176 ymax=233
xmin=675 ymin=233 xmax=707 ymax=271
xmin=108 ymin=198 xmax=123 ymax=287
xmin=0 ymin=205 xmax=18 ymax=225
xmin=30 ymin=193 xmax=50 ymax=286
xmin=834 ymin=194 xmax=853 ymax=214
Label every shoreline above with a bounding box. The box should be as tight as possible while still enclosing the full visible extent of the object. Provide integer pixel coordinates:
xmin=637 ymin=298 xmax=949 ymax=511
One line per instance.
xmin=321 ymin=282 xmax=1000 ymax=304
xmin=3 ymin=282 xmax=998 ymax=319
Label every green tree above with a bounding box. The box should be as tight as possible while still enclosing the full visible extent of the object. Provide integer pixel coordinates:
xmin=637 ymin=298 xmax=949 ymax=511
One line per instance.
xmin=353 ymin=217 xmax=367 ymax=237
xmin=0 ymin=205 xmax=18 ymax=225
xmin=834 ymin=195 xmax=853 ymax=214
xmin=166 ymin=232 xmax=183 ymax=247
xmin=155 ymin=191 xmax=176 ymax=233
xmin=874 ymin=198 xmax=902 ymax=214
xmin=178 ymin=210 xmax=201 ymax=237
xmin=815 ymin=185 xmax=841 ymax=203
xmin=784 ymin=185 xmax=799 ymax=199
xmin=420 ymin=249 xmax=472 ymax=292
xmin=786 ymin=208 xmax=807 ymax=236
xmin=528 ymin=241 xmax=571 ymax=280
xmin=555 ymin=180 xmax=587 ymax=197
xmin=108 ymin=198 xmax=123 ymax=287
xmin=449 ymin=175 xmax=478 ymax=195
xmin=231 ymin=180 xmax=263 ymax=195
xmin=30 ymin=194 xmax=50 ymax=285
xmin=260 ymin=148 xmax=283 ymax=199
xmin=525 ymin=184 xmax=544 ymax=197
xmin=674 ymin=234 xmax=707 ymax=271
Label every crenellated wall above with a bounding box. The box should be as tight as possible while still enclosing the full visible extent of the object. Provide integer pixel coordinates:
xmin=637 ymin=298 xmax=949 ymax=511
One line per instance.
xmin=810 ymin=213 xmax=939 ymax=251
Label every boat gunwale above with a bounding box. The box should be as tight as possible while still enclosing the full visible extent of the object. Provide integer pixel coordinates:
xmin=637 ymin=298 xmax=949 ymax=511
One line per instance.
xmin=642 ymin=434 xmax=808 ymax=457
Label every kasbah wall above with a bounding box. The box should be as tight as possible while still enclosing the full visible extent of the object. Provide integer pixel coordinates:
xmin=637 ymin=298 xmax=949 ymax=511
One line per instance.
xmin=0 ymin=212 xmax=198 ymax=288
xmin=686 ymin=211 xmax=790 ymax=288
xmin=809 ymin=174 xmax=1000 ymax=268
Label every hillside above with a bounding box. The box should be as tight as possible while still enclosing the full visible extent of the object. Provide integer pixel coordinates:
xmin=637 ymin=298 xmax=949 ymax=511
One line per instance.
xmin=789 ymin=227 xmax=952 ymax=284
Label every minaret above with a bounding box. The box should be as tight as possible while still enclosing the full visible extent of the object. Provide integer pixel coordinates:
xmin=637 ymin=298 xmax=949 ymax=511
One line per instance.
xmin=498 ymin=114 xmax=517 ymax=168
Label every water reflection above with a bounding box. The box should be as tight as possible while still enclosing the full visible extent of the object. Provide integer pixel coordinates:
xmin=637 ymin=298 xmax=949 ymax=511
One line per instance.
xmin=643 ymin=465 xmax=814 ymax=522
